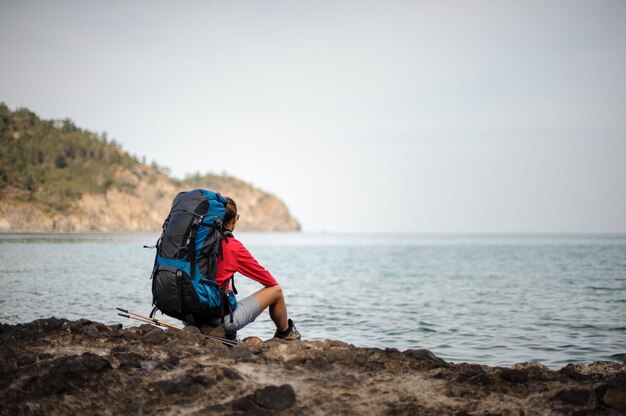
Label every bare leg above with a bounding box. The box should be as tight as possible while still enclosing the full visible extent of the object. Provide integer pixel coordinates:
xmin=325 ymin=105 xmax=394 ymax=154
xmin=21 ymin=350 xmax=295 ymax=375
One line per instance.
xmin=252 ymin=285 xmax=289 ymax=332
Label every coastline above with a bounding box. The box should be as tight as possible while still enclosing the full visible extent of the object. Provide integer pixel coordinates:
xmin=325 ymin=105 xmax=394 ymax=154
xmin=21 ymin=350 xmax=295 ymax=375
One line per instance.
xmin=1 ymin=232 xmax=625 ymax=372
xmin=1 ymin=318 xmax=625 ymax=415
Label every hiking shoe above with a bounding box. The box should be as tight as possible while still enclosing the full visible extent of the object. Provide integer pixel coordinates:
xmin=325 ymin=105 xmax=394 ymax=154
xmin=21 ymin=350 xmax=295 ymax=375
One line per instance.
xmin=273 ymin=319 xmax=301 ymax=340
xmin=225 ymin=331 xmax=240 ymax=343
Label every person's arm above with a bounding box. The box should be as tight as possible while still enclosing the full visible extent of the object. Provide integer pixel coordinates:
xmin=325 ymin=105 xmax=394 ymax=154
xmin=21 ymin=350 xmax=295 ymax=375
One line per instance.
xmin=235 ymin=242 xmax=278 ymax=287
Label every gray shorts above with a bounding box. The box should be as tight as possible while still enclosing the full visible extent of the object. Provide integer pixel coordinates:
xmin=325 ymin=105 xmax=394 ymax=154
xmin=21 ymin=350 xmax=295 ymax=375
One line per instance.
xmin=210 ymin=294 xmax=261 ymax=335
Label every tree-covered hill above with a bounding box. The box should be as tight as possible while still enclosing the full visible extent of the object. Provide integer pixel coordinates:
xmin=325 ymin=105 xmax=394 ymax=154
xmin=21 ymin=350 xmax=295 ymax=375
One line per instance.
xmin=0 ymin=103 xmax=155 ymax=212
xmin=0 ymin=103 xmax=299 ymax=232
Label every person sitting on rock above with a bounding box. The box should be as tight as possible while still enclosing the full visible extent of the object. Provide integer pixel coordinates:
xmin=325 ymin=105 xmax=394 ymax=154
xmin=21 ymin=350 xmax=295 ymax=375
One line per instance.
xmin=207 ymin=196 xmax=300 ymax=341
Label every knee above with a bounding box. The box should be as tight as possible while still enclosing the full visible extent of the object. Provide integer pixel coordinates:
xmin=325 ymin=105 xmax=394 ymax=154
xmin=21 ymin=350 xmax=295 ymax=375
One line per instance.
xmin=270 ymin=284 xmax=283 ymax=301
xmin=254 ymin=285 xmax=285 ymax=310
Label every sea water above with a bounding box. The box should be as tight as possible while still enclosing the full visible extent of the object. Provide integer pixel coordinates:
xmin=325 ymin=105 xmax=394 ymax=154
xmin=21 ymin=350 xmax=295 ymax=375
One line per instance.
xmin=0 ymin=232 xmax=624 ymax=369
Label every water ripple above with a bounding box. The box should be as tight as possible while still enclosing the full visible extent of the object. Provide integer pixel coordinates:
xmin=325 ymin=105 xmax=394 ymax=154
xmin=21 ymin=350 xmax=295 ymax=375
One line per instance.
xmin=1 ymin=232 xmax=625 ymax=369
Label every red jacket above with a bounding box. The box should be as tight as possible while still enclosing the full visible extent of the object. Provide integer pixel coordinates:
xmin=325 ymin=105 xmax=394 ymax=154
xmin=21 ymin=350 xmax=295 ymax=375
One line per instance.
xmin=216 ymin=235 xmax=278 ymax=288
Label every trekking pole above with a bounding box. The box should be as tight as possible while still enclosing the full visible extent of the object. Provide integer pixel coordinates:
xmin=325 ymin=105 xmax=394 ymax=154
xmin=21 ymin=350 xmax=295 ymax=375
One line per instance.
xmin=116 ymin=308 xmax=183 ymax=330
xmin=117 ymin=311 xmax=171 ymax=327
xmin=116 ymin=308 xmax=238 ymax=347
xmin=117 ymin=310 xmax=238 ymax=347
xmin=118 ymin=312 xmax=167 ymax=329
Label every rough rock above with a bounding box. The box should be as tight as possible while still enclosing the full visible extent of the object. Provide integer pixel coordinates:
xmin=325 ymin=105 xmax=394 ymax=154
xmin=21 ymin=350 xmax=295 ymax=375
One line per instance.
xmin=1 ymin=317 xmax=624 ymax=415
xmin=231 ymin=384 xmax=297 ymax=414
xmin=600 ymin=380 xmax=626 ymax=413
xmin=0 ymin=170 xmax=300 ymax=232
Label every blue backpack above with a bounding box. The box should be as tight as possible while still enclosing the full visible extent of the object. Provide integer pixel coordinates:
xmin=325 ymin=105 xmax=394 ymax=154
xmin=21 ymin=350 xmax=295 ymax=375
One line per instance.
xmin=149 ymin=189 xmax=237 ymax=323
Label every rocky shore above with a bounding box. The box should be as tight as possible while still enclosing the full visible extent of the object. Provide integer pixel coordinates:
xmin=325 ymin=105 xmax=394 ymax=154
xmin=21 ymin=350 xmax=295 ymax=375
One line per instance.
xmin=1 ymin=318 xmax=625 ymax=415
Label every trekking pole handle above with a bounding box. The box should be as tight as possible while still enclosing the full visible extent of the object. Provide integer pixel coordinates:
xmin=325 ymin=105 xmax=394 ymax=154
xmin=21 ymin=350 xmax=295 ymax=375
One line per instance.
xmin=116 ymin=309 xmax=238 ymax=347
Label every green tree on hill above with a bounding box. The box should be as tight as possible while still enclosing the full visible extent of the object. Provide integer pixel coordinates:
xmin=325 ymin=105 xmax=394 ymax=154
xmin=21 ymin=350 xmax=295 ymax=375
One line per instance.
xmin=0 ymin=103 xmax=141 ymax=212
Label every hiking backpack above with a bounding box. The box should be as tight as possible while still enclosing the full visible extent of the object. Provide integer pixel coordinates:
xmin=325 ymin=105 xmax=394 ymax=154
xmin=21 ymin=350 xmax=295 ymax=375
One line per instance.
xmin=149 ymin=189 xmax=237 ymax=323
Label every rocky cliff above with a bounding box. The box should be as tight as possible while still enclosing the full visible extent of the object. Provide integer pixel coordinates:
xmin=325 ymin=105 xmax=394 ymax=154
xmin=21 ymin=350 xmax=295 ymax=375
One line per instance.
xmin=0 ymin=104 xmax=300 ymax=232
xmin=0 ymin=169 xmax=300 ymax=233
xmin=1 ymin=318 xmax=625 ymax=415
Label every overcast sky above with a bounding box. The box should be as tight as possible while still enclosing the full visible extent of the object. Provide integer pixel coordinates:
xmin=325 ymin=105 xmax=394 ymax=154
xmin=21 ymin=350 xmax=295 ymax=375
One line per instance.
xmin=1 ymin=0 xmax=625 ymax=233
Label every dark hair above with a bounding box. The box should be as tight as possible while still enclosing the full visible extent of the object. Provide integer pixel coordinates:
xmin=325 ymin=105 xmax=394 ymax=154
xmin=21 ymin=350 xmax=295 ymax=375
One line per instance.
xmin=223 ymin=197 xmax=237 ymax=225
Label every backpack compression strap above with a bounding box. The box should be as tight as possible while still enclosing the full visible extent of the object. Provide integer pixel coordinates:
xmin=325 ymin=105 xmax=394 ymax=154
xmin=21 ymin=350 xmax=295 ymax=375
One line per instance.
xmin=186 ymin=215 xmax=203 ymax=280
xmin=218 ymin=274 xmax=238 ymax=324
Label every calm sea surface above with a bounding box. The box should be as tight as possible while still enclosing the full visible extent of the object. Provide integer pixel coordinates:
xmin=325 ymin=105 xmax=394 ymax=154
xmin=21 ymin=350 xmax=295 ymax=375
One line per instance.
xmin=0 ymin=232 xmax=624 ymax=368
